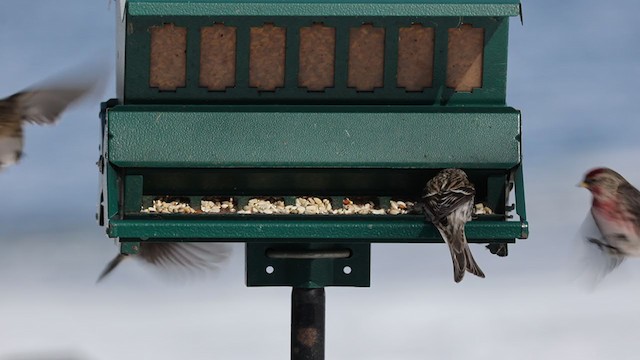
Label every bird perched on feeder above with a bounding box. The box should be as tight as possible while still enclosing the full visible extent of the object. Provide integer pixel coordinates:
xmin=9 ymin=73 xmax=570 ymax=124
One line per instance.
xmin=97 ymin=242 xmax=232 ymax=282
xmin=0 ymin=64 xmax=105 ymax=171
xmin=422 ymin=168 xmax=485 ymax=282
xmin=579 ymin=167 xmax=640 ymax=273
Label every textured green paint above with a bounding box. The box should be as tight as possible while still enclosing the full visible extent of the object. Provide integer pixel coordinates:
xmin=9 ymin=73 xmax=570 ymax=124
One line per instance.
xmin=486 ymin=175 xmax=506 ymax=213
xmin=127 ymin=0 xmax=521 ymax=17
xmin=515 ymin=163 xmax=526 ymax=219
xmin=107 ymin=106 xmax=521 ymax=168
xmin=124 ymin=16 xmax=510 ymax=105
xmin=246 ymin=243 xmax=370 ymax=287
xmin=124 ymin=175 xmax=144 ymax=213
xmin=107 ymin=218 xmax=527 ymax=241
xmin=99 ymin=100 xmax=121 ymax=222
xmin=120 ymin=241 xmax=141 ymax=255
xmin=106 ymin=164 xmax=120 ymax=220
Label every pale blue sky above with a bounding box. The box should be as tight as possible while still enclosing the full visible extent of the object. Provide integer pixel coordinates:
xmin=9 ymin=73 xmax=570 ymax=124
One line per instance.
xmin=2 ymin=1 xmax=640 ymax=359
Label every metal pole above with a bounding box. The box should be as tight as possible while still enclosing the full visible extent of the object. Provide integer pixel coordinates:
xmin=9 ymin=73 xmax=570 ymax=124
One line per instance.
xmin=291 ymin=288 xmax=325 ymax=360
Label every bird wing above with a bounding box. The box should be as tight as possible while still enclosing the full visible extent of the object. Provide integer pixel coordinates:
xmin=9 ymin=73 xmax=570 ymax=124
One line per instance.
xmin=617 ymin=182 xmax=640 ymax=233
xmin=96 ymin=253 xmax=126 ymax=283
xmin=96 ymin=243 xmax=232 ymax=283
xmin=0 ymin=86 xmax=92 ymax=171
xmin=10 ymin=58 xmax=108 ymax=125
xmin=424 ymin=186 xmax=475 ymax=223
xmin=137 ymin=242 xmax=232 ymax=275
xmin=11 ymin=86 xmax=95 ymax=125
xmin=577 ymin=213 xmax=625 ymax=285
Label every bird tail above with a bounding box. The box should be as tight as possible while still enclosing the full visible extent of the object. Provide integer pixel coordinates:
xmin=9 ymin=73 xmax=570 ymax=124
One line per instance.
xmin=463 ymin=244 xmax=485 ymax=279
xmin=439 ymin=226 xmax=485 ymax=283
xmin=96 ymin=254 xmax=127 ymax=283
xmin=449 ymin=244 xmax=467 ymax=283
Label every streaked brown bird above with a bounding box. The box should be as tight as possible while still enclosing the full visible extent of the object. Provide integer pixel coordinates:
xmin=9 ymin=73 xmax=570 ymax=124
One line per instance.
xmin=579 ymin=167 xmax=640 ymax=274
xmin=97 ymin=242 xmax=232 ymax=282
xmin=0 ymin=64 xmax=104 ymax=171
xmin=423 ymin=168 xmax=485 ymax=282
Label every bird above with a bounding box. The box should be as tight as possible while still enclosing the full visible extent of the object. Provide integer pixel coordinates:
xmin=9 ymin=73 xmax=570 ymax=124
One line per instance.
xmin=97 ymin=242 xmax=232 ymax=282
xmin=0 ymin=63 xmax=105 ymax=171
xmin=579 ymin=167 xmax=640 ymax=274
xmin=422 ymin=168 xmax=485 ymax=282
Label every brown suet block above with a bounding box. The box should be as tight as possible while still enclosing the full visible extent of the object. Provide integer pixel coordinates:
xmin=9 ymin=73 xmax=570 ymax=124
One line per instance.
xmin=250 ymin=24 xmax=286 ymax=91
xmin=348 ymin=24 xmax=385 ymax=91
xmin=446 ymin=24 xmax=484 ymax=92
xmin=299 ymin=24 xmax=336 ymax=91
xmin=200 ymin=24 xmax=237 ymax=91
xmin=149 ymin=23 xmax=187 ymax=91
xmin=397 ymin=24 xmax=434 ymax=91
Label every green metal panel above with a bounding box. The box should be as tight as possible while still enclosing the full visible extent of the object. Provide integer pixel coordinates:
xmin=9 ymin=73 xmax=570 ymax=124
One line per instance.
xmin=120 ymin=241 xmax=141 ymax=255
xmin=107 ymin=105 xmax=521 ymax=168
xmin=106 ymin=164 xmax=120 ymax=220
xmin=100 ymin=101 xmax=122 ymax=223
xmin=515 ymin=161 xmax=527 ymax=221
xmin=246 ymin=243 xmax=370 ymax=287
xmin=108 ymin=218 xmax=528 ymax=241
xmin=127 ymin=0 xmax=521 ymax=17
xmin=124 ymin=16 xmax=510 ymax=105
xmin=124 ymin=175 xmax=144 ymax=213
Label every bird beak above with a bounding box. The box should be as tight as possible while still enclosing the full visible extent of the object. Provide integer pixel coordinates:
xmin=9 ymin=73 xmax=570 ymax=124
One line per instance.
xmin=578 ymin=181 xmax=588 ymax=188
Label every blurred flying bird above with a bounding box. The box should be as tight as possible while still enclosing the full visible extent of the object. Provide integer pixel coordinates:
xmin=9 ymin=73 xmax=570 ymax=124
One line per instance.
xmin=97 ymin=242 xmax=232 ymax=282
xmin=423 ymin=168 xmax=485 ymax=282
xmin=579 ymin=167 xmax=640 ymax=276
xmin=0 ymin=62 xmax=106 ymax=171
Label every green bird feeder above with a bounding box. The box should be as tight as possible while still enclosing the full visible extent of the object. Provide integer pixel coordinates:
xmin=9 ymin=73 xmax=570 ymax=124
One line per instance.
xmin=97 ymin=0 xmax=527 ymax=357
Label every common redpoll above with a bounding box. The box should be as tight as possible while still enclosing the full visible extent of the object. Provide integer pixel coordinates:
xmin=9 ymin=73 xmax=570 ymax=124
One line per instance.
xmin=0 ymin=64 xmax=105 ymax=171
xmin=97 ymin=242 xmax=232 ymax=282
xmin=423 ymin=168 xmax=485 ymax=282
xmin=579 ymin=167 xmax=640 ymax=270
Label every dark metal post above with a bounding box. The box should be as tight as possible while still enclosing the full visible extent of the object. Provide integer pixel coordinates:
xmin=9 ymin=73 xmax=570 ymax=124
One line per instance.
xmin=291 ymin=288 xmax=325 ymax=360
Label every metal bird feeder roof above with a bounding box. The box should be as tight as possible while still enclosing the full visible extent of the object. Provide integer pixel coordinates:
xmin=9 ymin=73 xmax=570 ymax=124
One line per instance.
xmin=98 ymin=0 xmax=526 ymax=356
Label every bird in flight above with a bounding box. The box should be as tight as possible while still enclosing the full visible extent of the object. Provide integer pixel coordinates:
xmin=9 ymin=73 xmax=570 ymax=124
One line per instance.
xmin=0 ymin=63 xmax=105 ymax=171
xmin=97 ymin=242 xmax=232 ymax=282
xmin=579 ymin=167 xmax=640 ymax=277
